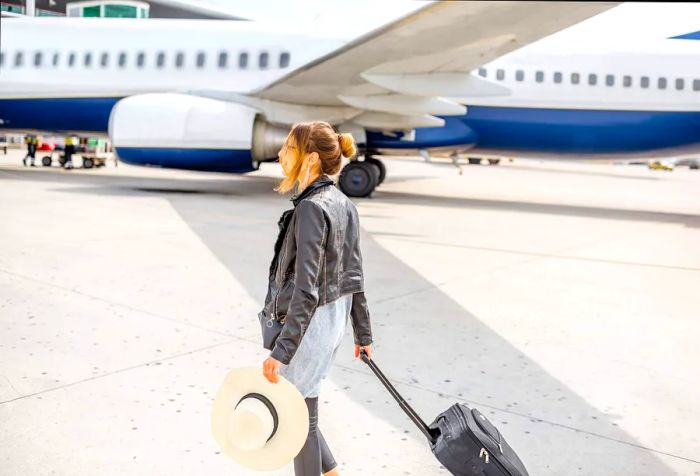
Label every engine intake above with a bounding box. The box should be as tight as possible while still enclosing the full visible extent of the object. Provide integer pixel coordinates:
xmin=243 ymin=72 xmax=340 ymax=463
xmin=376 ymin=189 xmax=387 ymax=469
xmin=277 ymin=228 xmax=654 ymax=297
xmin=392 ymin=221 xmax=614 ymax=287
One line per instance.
xmin=108 ymin=93 xmax=288 ymax=173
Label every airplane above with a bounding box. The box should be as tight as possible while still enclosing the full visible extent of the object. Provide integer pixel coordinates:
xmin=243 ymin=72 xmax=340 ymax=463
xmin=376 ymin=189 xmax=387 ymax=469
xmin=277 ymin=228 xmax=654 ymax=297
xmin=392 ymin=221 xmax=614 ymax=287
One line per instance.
xmin=1 ymin=2 xmax=699 ymax=198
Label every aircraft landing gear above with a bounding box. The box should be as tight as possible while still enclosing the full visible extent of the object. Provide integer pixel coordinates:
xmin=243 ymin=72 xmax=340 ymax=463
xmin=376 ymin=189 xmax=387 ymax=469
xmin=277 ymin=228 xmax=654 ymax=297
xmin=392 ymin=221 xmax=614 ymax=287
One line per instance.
xmin=339 ymin=157 xmax=386 ymax=198
xmin=364 ymin=156 xmax=386 ymax=185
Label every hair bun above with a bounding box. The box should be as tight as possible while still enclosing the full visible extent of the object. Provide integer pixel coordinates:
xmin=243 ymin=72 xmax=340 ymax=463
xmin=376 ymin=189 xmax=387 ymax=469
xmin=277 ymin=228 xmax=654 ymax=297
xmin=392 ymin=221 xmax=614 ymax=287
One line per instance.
xmin=338 ymin=132 xmax=357 ymax=159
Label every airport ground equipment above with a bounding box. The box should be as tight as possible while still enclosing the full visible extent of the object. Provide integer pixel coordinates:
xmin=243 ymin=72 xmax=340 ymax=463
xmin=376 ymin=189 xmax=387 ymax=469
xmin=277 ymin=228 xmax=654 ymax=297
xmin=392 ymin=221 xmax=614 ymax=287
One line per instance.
xmin=647 ymin=160 xmax=674 ymax=172
xmin=80 ymin=138 xmax=112 ymax=168
xmin=360 ymin=349 xmax=529 ymax=476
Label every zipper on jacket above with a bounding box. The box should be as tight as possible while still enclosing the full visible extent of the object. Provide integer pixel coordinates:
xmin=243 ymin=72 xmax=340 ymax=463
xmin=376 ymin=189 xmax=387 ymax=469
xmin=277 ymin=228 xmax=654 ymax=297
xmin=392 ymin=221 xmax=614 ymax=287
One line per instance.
xmin=273 ymin=279 xmax=291 ymax=322
xmin=273 ymin=287 xmax=280 ymax=319
xmin=272 ymin=219 xmax=293 ymax=320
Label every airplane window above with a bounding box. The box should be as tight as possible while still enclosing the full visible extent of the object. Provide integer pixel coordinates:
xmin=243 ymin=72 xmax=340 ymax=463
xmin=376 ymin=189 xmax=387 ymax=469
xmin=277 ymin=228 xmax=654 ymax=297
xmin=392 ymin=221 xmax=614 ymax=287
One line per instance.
xmin=279 ymin=52 xmax=290 ymax=68
xmin=515 ymin=70 xmax=524 ymax=81
xmin=218 ymin=51 xmax=228 ymax=68
xmin=657 ymin=77 xmax=667 ymax=90
xmin=101 ymin=52 xmax=109 ymax=68
xmin=175 ymin=52 xmax=184 ymax=68
xmin=52 ymin=52 xmax=60 ymax=67
xmin=605 ymin=74 xmax=614 ymax=86
xmin=588 ymin=74 xmax=597 ymax=86
xmin=239 ymin=52 xmax=248 ymax=69
xmin=640 ymin=76 xmax=649 ymax=88
xmin=0 ymin=52 xmax=4 ymax=67
xmin=694 ymin=79 xmax=700 ymax=91
xmin=15 ymin=51 xmax=24 ymax=67
xmin=478 ymin=68 xmax=487 ymax=77
xmin=571 ymin=72 xmax=580 ymax=84
xmin=84 ymin=52 xmax=92 ymax=67
xmin=675 ymin=78 xmax=684 ymax=90
xmin=259 ymin=52 xmax=269 ymax=69
xmin=623 ymin=75 xmax=632 ymax=87
xmin=156 ymin=52 xmax=165 ymax=68
xmin=535 ymin=71 xmax=544 ymax=83
xmin=68 ymin=52 xmax=76 ymax=67
xmin=34 ymin=51 xmax=42 ymax=67
xmin=553 ymin=72 xmax=562 ymax=84
xmin=136 ymin=52 xmax=145 ymax=68
xmin=118 ymin=52 xmax=127 ymax=68
xmin=196 ymin=51 xmax=205 ymax=68
xmin=496 ymin=69 xmax=505 ymax=80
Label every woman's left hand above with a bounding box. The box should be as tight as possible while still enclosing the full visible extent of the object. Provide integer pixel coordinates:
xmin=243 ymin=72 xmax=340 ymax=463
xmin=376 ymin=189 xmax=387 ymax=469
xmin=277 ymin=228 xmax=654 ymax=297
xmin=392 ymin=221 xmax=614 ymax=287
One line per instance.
xmin=355 ymin=344 xmax=373 ymax=360
xmin=263 ymin=356 xmax=281 ymax=383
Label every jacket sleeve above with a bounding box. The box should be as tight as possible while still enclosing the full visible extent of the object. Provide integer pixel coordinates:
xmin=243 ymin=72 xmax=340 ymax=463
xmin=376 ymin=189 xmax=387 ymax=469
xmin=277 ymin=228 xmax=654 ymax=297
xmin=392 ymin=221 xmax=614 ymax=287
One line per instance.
xmin=270 ymin=200 xmax=327 ymax=364
xmin=350 ymin=291 xmax=373 ymax=346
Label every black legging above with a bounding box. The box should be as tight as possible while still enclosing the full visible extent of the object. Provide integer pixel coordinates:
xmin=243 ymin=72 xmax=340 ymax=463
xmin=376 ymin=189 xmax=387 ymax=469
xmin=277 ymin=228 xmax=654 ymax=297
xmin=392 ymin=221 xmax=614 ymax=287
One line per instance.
xmin=294 ymin=396 xmax=337 ymax=475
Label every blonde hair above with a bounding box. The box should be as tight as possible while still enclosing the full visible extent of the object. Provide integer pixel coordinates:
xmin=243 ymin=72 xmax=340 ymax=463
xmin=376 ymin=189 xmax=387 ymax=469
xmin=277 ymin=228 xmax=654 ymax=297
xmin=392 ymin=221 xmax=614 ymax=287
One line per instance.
xmin=275 ymin=121 xmax=357 ymax=194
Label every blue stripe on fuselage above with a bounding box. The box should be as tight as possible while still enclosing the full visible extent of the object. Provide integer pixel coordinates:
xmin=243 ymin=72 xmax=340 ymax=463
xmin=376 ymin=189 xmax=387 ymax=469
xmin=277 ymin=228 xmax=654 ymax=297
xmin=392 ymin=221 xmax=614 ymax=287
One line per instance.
xmin=3 ymin=97 xmax=700 ymax=158
xmin=367 ymin=106 xmax=700 ymax=155
xmin=116 ymin=147 xmax=255 ymax=173
xmin=0 ymin=97 xmax=122 ymax=132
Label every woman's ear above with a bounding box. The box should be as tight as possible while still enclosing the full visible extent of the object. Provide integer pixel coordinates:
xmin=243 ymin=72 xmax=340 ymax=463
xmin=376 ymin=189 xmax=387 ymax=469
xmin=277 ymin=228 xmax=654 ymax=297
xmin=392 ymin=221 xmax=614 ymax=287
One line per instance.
xmin=308 ymin=152 xmax=320 ymax=167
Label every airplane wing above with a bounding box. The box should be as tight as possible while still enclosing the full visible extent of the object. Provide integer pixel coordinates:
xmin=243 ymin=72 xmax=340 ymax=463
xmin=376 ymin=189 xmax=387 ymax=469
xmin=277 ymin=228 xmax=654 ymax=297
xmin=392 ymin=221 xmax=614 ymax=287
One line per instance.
xmin=252 ymin=1 xmax=618 ymax=130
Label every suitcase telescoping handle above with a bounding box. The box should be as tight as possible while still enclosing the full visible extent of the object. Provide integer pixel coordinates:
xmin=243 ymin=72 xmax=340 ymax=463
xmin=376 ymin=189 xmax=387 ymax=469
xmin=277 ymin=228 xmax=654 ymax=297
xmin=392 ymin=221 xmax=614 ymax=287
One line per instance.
xmin=359 ymin=349 xmax=438 ymax=445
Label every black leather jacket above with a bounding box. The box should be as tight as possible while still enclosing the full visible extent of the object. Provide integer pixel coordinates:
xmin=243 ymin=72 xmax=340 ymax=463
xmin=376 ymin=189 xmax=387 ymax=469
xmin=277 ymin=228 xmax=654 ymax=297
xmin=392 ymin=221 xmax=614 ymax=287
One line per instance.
xmin=261 ymin=174 xmax=373 ymax=365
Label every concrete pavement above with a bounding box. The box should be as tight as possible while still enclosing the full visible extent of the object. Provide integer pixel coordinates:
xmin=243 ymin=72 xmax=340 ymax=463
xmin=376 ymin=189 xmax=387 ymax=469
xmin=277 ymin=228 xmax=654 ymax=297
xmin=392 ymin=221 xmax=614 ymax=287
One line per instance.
xmin=1 ymin=151 xmax=699 ymax=475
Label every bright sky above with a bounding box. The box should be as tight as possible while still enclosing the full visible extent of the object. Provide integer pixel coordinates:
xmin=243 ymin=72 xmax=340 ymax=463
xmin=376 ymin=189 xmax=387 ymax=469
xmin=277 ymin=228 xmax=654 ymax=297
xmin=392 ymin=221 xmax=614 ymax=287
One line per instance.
xmin=194 ymin=1 xmax=700 ymax=52
xmin=196 ymin=0 xmax=426 ymax=38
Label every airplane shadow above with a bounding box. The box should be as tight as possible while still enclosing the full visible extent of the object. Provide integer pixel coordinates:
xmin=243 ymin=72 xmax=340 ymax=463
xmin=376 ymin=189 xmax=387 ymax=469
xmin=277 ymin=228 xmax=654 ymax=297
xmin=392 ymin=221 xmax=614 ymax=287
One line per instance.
xmin=166 ymin=186 xmax=678 ymax=475
xmin=5 ymin=168 xmax=697 ymax=228
xmin=3 ymin=166 xmax=684 ymax=473
xmin=373 ymin=190 xmax=700 ymax=229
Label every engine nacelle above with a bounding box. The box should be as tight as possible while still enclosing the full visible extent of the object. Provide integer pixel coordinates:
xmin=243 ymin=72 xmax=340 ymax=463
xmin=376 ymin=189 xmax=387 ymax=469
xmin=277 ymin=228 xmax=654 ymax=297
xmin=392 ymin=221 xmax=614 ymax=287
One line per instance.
xmin=108 ymin=93 xmax=288 ymax=173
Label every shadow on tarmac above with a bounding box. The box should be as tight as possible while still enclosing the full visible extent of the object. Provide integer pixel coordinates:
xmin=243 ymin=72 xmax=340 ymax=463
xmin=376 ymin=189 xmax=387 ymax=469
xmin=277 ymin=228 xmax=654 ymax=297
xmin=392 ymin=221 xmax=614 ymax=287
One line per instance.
xmin=1 ymin=166 xmax=685 ymax=473
xmin=6 ymin=168 xmax=697 ymax=229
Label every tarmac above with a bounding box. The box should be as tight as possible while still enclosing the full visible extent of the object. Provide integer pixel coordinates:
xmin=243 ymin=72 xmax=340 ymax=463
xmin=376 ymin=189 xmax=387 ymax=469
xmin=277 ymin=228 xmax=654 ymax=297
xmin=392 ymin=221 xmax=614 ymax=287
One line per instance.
xmin=0 ymin=149 xmax=699 ymax=475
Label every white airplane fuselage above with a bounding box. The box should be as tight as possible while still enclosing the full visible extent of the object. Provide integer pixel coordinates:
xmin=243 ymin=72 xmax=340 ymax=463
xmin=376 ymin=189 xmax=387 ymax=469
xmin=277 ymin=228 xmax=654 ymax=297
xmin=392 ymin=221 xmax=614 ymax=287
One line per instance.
xmin=1 ymin=15 xmax=700 ymax=171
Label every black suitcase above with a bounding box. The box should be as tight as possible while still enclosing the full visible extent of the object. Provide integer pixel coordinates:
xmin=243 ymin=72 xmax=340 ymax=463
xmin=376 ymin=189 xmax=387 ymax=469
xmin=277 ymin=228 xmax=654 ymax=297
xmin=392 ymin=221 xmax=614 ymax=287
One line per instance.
xmin=360 ymin=350 xmax=529 ymax=476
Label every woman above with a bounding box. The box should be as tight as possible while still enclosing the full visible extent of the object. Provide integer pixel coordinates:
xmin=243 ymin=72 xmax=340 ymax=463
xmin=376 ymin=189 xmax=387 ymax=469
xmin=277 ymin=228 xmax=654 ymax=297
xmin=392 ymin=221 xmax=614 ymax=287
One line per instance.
xmin=261 ymin=121 xmax=374 ymax=476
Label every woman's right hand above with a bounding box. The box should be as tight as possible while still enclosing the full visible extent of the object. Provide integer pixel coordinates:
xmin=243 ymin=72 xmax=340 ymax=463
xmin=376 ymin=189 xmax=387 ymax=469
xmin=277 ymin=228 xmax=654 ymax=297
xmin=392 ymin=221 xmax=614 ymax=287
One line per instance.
xmin=355 ymin=344 xmax=372 ymax=360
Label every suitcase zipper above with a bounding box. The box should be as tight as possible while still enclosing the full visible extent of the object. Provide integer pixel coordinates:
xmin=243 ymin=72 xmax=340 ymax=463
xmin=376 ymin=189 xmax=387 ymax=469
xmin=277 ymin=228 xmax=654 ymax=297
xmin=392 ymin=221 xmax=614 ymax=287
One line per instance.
xmin=453 ymin=406 xmax=514 ymax=476
xmin=474 ymin=411 xmax=504 ymax=453
xmin=479 ymin=448 xmax=489 ymax=464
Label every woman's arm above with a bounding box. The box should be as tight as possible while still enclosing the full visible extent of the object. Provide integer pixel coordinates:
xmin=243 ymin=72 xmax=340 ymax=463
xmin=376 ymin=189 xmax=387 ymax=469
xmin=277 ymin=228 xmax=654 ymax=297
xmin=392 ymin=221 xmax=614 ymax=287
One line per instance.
xmin=350 ymin=291 xmax=373 ymax=347
xmin=269 ymin=200 xmax=327 ymax=365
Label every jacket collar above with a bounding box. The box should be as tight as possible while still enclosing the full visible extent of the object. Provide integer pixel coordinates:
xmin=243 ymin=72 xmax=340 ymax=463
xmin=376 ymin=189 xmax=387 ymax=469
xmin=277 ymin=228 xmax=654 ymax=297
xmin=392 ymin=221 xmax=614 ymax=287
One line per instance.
xmin=290 ymin=174 xmax=334 ymax=207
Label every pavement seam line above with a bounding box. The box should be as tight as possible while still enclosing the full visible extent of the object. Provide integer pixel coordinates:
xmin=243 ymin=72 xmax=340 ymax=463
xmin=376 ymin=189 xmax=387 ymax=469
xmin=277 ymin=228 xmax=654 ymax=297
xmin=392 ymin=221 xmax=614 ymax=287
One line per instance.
xmin=376 ymin=236 xmax=700 ymax=272
xmin=0 ymin=267 xmax=239 ymax=339
xmin=371 ymin=232 xmax=643 ymax=305
xmin=0 ymin=374 xmax=24 ymax=399
xmin=0 ymin=339 xmax=240 ymax=405
xmin=333 ymin=362 xmax=700 ymax=465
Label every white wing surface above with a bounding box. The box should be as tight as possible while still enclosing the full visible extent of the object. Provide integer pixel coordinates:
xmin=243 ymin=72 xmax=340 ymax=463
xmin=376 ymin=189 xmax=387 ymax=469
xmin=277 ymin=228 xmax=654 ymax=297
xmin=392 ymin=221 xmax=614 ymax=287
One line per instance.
xmin=252 ymin=1 xmax=618 ymax=129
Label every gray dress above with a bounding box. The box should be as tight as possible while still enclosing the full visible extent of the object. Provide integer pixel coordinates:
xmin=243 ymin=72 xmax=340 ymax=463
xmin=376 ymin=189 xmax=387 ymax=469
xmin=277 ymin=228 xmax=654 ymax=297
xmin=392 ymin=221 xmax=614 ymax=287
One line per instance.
xmin=277 ymin=293 xmax=352 ymax=398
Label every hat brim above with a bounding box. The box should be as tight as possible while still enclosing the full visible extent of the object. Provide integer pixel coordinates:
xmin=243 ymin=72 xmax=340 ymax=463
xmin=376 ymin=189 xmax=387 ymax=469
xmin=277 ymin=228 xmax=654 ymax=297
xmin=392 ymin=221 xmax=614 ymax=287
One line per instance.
xmin=211 ymin=367 xmax=309 ymax=471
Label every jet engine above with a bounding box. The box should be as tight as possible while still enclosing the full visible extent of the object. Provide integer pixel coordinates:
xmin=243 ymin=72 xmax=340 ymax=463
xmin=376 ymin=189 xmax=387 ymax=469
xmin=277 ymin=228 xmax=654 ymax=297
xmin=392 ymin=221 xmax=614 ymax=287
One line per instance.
xmin=108 ymin=93 xmax=289 ymax=173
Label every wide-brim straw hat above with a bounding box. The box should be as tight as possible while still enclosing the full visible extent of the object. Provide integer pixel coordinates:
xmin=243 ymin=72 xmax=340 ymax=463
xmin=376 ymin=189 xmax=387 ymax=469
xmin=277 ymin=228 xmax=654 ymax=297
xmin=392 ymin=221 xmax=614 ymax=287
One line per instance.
xmin=211 ymin=367 xmax=309 ymax=471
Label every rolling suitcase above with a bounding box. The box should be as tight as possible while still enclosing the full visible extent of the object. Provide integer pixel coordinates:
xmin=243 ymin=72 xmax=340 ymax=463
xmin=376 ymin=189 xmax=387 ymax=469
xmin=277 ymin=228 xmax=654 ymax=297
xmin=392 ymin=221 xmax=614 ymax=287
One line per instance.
xmin=360 ymin=350 xmax=529 ymax=476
